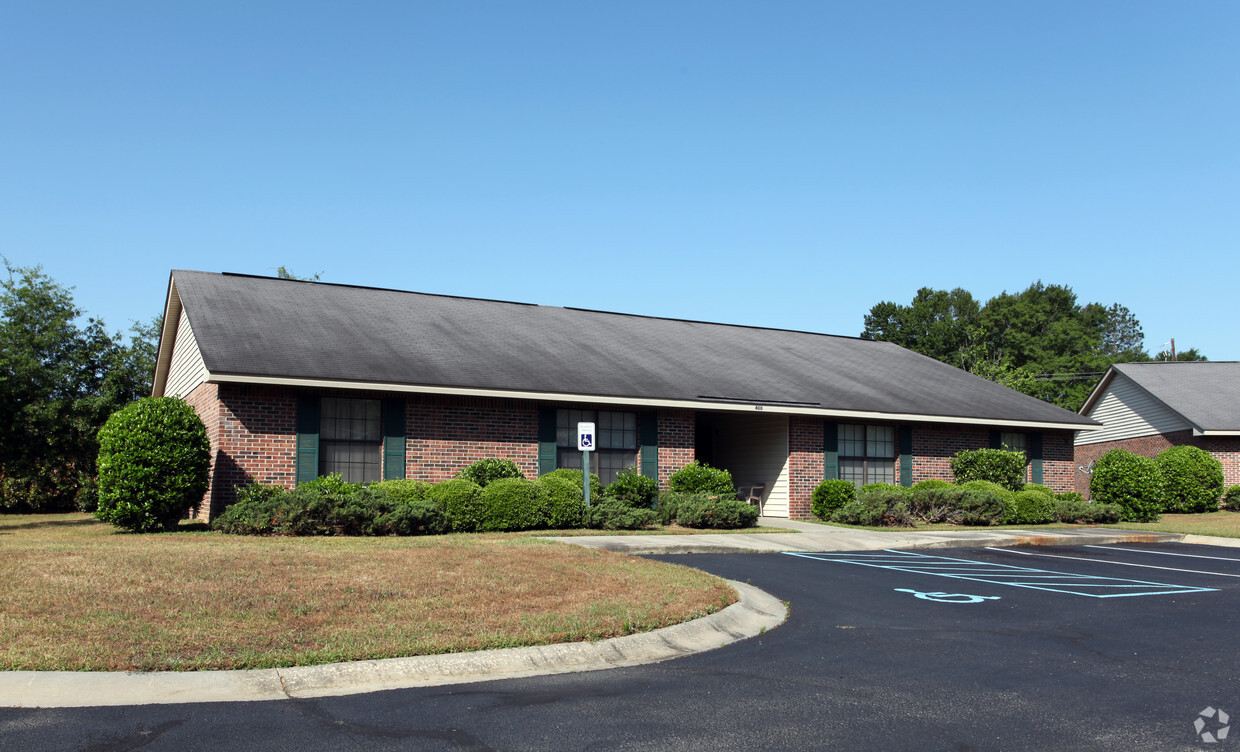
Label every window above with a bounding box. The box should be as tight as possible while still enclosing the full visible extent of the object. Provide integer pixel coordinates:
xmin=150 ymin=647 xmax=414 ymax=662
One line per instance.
xmin=556 ymin=409 xmax=638 ymax=485
xmin=1000 ymin=431 xmax=1027 ymax=457
xmin=838 ymin=423 xmax=896 ymax=488
xmin=319 ymin=397 xmax=382 ymax=484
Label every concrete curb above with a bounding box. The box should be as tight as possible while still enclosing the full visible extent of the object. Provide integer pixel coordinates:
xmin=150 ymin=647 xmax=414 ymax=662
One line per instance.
xmin=0 ymin=580 xmax=786 ymax=709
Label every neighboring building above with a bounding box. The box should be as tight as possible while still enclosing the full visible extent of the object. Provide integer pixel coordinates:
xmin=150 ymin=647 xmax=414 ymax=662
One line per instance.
xmin=152 ymin=271 xmax=1097 ymax=520
xmin=1075 ymin=362 xmax=1240 ymax=496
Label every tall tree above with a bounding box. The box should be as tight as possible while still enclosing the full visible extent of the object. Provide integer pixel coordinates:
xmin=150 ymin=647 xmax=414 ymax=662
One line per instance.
xmin=0 ymin=260 xmax=158 ymax=511
xmin=861 ymin=287 xmax=980 ymax=367
xmin=1100 ymin=303 xmax=1145 ymax=357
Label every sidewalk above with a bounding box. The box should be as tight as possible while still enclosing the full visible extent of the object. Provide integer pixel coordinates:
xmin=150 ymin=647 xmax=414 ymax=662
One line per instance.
xmin=542 ymin=517 xmax=1192 ymax=555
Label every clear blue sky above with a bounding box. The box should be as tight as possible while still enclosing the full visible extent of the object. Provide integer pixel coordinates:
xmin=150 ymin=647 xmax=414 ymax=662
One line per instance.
xmin=3 ymin=2 xmax=1236 ymax=359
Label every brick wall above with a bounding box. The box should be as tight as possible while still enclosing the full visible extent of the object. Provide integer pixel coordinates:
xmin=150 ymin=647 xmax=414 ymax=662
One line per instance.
xmin=1075 ymin=431 xmax=1240 ymax=496
xmin=182 ymin=381 xmax=222 ymax=520
xmin=406 ymin=396 xmax=539 ymax=482
xmin=656 ymin=409 xmax=695 ymax=489
xmin=788 ymin=416 xmax=824 ymax=519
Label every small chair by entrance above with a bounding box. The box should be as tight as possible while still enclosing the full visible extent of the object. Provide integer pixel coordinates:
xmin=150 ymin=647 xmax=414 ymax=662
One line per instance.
xmin=737 ymin=483 xmax=766 ymax=515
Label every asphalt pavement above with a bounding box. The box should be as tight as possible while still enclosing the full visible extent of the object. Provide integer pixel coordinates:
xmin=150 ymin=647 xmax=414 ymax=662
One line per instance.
xmin=4 ymin=541 xmax=1240 ymax=750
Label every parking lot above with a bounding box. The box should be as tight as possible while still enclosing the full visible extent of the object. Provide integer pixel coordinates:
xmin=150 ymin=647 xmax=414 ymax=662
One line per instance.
xmin=4 ymin=543 xmax=1240 ymax=751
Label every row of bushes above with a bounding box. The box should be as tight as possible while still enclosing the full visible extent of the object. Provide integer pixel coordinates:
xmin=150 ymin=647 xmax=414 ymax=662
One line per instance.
xmin=1089 ymin=446 xmax=1227 ymax=522
xmin=812 ymin=477 xmax=1122 ymax=528
xmin=214 ymin=459 xmax=757 ymax=536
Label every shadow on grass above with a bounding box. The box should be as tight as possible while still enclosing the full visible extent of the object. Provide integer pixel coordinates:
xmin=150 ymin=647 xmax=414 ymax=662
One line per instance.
xmin=0 ymin=517 xmax=103 ymax=531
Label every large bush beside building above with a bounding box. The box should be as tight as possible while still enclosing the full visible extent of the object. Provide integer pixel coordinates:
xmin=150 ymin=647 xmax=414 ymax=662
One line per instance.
xmin=95 ymin=397 xmax=211 ymax=533
xmin=811 ymin=479 xmax=856 ymax=520
xmin=949 ymin=448 xmax=1027 ymax=491
xmin=604 ymin=466 xmax=659 ymax=508
xmin=1155 ymin=446 xmax=1224 ymax=513
xmin=455 ymin=458 xmax=525 ymax=487
xmin=1089 ymin=449 xmax=1165 ymax=522
xmin=668 ymin=461 xmax=736 ymax=496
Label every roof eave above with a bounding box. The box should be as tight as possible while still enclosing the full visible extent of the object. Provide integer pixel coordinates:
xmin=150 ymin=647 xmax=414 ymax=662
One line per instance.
xmin=207 ymin=372 xmax=1098 ymax=432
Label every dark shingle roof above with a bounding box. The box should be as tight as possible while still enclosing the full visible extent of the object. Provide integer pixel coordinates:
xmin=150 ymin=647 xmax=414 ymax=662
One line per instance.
xmin=169 ymin=270 xmax=1095 ymax=427
xmin=1109 ymin=362 xmax=1240 ymax=431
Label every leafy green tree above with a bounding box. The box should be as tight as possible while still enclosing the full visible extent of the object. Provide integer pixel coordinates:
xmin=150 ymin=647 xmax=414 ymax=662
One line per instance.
xmin=0 ymin=260 xmax=158 ymax=511
xmin=1101 ymin=303 xmax=1145 ymax=357
xmin=861 ymin=287 xmax=980 ymax=367
xmin=274 ymin=266 xmax=322 ymax=281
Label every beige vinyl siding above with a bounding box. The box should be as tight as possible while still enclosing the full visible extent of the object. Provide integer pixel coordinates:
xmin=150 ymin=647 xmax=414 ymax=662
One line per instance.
xmin=709 ymin=413 xmax=791 ymax=518
xmin=165 ymin=308 xmax=209 ymax=398
xmin=1076 ymin=373 xmax=1188 ymax=445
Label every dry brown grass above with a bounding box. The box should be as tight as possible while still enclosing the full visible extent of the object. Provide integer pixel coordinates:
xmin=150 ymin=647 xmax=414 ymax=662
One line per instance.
xmin=1100 ymin=510 xmax=1240 ymax=538
xmin=0 ymin=514 xmax=735 ymax=672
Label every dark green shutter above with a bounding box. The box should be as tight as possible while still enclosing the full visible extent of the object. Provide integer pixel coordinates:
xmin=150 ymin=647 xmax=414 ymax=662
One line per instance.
xmin=1030 ymin=432 xmax=1044 ymax=484
xmin=898 ymin=426 xmax=913 ymax=487
xmin=295 ymin=395 xmax=320 ymax=485
xmin=382 ymin=398 xmax=406 ymax=481
xmin=989 ymin=430 xmax=1002 ymax=449
xmin=538 ymin=407 xmax=558 ymax=477
xmin=823 ymin=421 xmax=838 ymax=480
xmin=640 ymin=411 xmax=659 ymax=481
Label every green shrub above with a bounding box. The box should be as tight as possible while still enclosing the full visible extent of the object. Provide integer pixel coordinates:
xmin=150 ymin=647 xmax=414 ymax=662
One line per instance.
xmin=1052 ymin=499 xmax=1122 ymax=524
xmin=1155 ymin=446 xmax=1224 ymax=513
xmin=911 ymin=478 xmax=954 ymax=492
xmin=950 ymin=447 xmax=1027 ymax=491
xmin=586 ymin=498 xmax=658 ymax=530
xmin=1055 ymin=491 xmax=1085 ymax=502
xmin=374 ymin=499 xmax=448 ymax=536
xmin=1009 ymin=489 xmax=1055 ymax=525
xmin=536 ymin=474 xmax=586 ymax=529
xmin=604 ymin=466 xmax=659 ymax=508
xmin=674 ymin=496 xmax=759 ymax=529
xmin=476 ymin=477 xmax=547 ymax=532
xmin=213 ymin=483 xmax=288 ymax=535
xmin=811 ymin=479 xmax=856 ymax=520
xmin=1021 ymin=483 xmax=1055 ymax=498
xmin=456 ymin=458 xmax=525 ymax=488
xmin=956 ymin=489 xmax=1008 ymax=526
xmin=430 ymin=478 xmax=486 ymax=532
xmin=540 ymin=468 xmax=602 ymax=500
xmin=372 ymin=479 xmax=433 ymax=504
xmin=1224 ymin=485 xmax=1240 ymax=512
xmin=1089 ymin=449 xmax=1166 ymax=522
xmin=908 ymin=486 xmax=965 ymax=525
xmin=959 ymin=480 xmax=1016 ymax=504
xmin=655 ymin=492 xmax=685 ymax=526
xmin=830 ymin=496 xmax=912 ymax=527
xmin=668 ymin=461 xmax=735 ymax=496
xmin=95 ymin=397 xmax=211 ymax=533
xmin=860 ymin=483 xmax=910 ymax=497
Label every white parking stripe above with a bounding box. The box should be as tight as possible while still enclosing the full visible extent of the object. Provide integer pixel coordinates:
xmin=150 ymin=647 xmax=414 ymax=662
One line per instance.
xmin=1083 ymin=545 xmax=1240 ymax=564
xmin=986 ymin=547 xmax=1240 ymax=579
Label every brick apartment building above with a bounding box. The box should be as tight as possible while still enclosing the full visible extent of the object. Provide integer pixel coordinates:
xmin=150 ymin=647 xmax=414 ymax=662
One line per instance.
xmin=152 ymin=271 xmax=1098 ymax=520
xmin=1075 ymin=362 xmax=1240 ymax=497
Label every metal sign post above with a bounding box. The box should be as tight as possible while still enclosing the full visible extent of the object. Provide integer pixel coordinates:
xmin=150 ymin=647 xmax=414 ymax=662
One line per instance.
xmin=577 ymin=422 xmax=595 ymax=507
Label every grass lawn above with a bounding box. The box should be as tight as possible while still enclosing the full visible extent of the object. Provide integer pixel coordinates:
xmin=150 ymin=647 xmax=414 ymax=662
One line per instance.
xmin=0 ymin=514 xmax=735 ymax=672
xmin=1099 ymin=511 xmax=1240 ymax=538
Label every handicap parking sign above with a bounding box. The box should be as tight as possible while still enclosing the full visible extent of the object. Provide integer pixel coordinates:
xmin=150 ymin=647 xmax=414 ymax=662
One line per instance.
xmin=577 ymin=422 xmax=595 ymax=452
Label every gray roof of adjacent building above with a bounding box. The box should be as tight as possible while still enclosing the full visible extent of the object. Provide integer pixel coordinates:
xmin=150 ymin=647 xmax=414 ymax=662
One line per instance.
xmin=1084 ymin=362 xmax=1240 ymax=433
xmin=156 ymin=270 xmax=1097 ymax=429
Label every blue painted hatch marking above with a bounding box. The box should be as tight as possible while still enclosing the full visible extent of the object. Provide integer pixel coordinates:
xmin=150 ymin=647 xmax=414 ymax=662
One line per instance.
xmin=785 ymin=549 xmax=1218 ymax=598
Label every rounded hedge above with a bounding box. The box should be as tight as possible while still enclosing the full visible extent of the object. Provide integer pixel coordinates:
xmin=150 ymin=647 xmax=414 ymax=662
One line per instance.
xmin=1089 ymin=449 xmax=1165 ymax=522
xmin=477 ymin=477 xmax=546 ymax=531
xmin=429 ymin=478 xmax=485 ymax=532
xmin=537 ymin=474 xmax=586 ymax=529
xmin=95 ymin=397 xmax=210 ymax=533
xmin=1155 ymin=446 xmax=1224 ymax=513
xmin=668 ymin=461 xmax=735 ymax=496
xmin=456 ymin=458 xmax=525 ymax=488
xmin=1009 ymin=490 xmax=1055 ymax=525
xmin=950 ymin=448 xmax=1027 ymax=491
xmin=604 ymin=466 xmax=659 ymax=508
xmin=1223 ymin=485 xmax=1240 ymax=512
xmin=539 ymin=468 xmax=602 ymax=500
xmin=811 ymin=479 xmax=856 ymax=520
